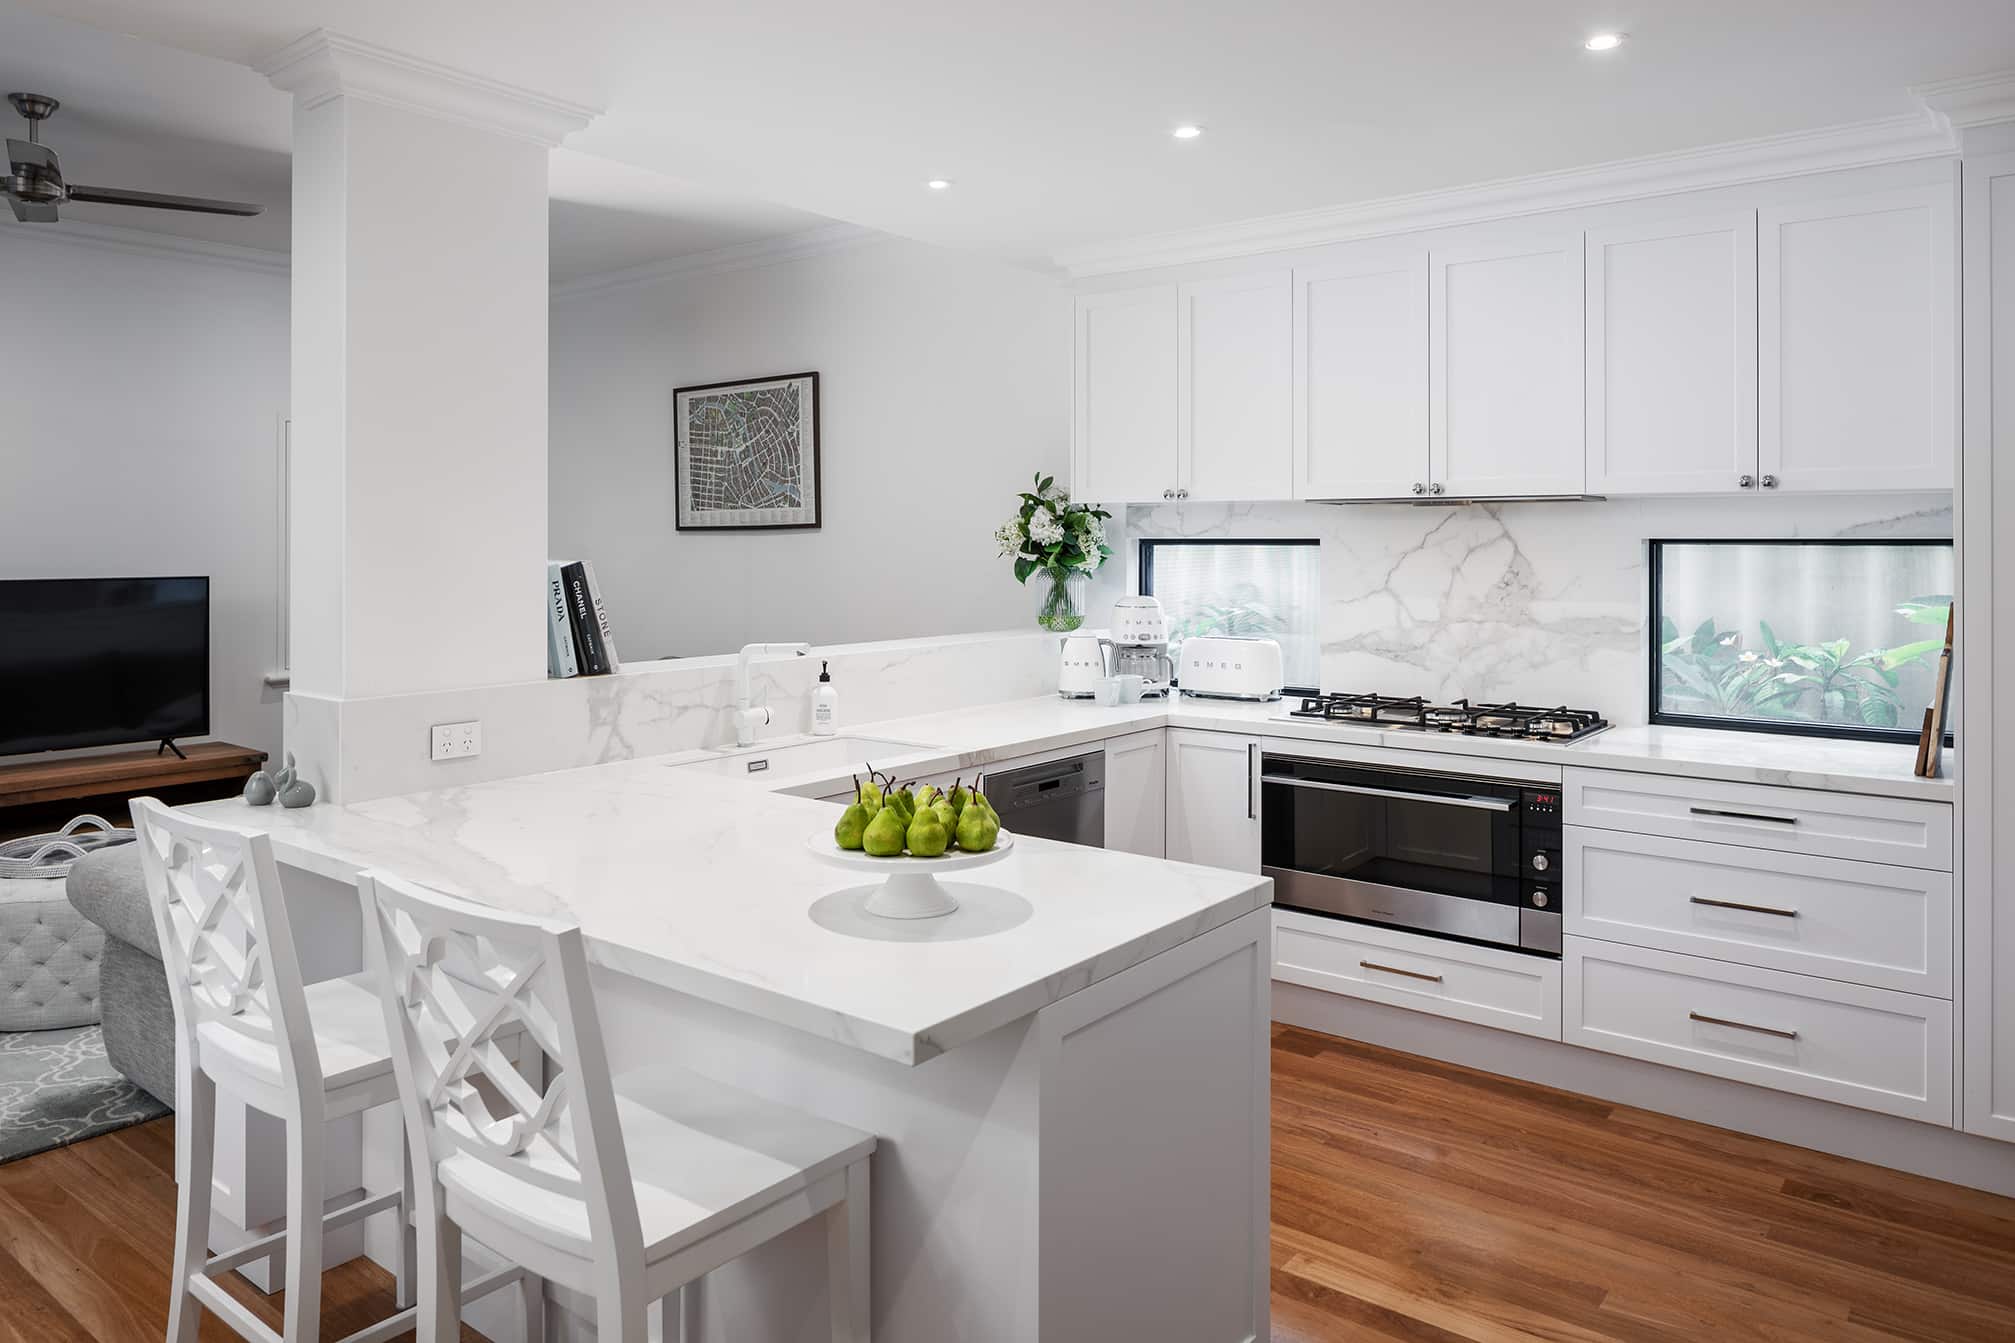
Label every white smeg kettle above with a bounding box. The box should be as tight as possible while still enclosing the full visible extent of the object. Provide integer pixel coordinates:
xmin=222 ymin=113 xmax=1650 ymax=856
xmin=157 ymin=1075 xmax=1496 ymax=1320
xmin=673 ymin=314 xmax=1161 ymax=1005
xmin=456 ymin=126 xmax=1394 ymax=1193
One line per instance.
xmin=1057 ymin=635 xmax=1112 ymax=699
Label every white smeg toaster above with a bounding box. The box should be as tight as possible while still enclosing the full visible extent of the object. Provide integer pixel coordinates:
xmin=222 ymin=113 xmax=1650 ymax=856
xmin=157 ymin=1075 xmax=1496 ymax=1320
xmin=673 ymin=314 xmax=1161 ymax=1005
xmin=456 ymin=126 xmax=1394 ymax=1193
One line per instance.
xmin=1178 ymin=636 xmax=1284 ymax=701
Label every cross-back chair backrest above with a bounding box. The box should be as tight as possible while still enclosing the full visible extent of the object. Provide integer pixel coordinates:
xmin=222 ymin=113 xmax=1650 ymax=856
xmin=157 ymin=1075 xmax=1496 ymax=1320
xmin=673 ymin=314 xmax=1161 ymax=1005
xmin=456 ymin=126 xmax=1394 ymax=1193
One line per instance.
xmin=358 ymin=869 xmax=645 ymax=1268
xmin=131 ymin=797 xmax=322 ymax=1101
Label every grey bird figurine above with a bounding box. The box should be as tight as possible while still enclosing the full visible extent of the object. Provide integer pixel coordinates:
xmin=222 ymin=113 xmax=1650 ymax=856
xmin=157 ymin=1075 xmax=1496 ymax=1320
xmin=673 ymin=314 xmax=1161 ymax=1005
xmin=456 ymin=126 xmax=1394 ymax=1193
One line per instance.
xmin=243 ymin=770 xmax=277 ymax=806
xmin=276 ymin=752 xmax=317 ymax=809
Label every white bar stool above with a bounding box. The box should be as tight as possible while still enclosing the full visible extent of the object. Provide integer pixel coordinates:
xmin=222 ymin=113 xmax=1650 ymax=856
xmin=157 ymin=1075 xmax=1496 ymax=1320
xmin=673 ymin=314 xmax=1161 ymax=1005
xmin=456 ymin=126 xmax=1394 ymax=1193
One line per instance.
xmin=133 ymin=799 xmax=524 ymax=1343
xmin=358 ymin=868 xmax=876 ymax=1343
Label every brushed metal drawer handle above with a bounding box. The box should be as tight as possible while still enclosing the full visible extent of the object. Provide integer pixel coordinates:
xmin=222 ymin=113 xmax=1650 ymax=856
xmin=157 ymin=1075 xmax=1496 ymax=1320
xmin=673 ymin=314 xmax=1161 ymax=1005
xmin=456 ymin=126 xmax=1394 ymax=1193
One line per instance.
xmin=1689 ymin=1011 xmax=1798 ymax=1041
xmin=1689 ymin=806 xmax=1798 ymax=825
xmin=1690 ymin=896 xmax=1799 ymax=918
xmin=1360 ymin=960 xmax=1443 ymax=984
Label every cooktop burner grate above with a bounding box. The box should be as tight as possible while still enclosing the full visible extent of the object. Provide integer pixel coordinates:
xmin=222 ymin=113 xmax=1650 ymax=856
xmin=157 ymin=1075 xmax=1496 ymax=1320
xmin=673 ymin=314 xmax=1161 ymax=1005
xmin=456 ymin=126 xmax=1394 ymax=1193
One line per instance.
xmin=1286 ymin=694 xmax=1610 ymax=743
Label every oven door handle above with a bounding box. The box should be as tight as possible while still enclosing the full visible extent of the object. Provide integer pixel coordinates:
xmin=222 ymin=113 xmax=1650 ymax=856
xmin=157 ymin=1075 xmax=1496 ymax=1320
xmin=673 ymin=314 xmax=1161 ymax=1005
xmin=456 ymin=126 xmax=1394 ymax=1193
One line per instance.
xmin=1259 ymin=773 xmax=1516 ymax=812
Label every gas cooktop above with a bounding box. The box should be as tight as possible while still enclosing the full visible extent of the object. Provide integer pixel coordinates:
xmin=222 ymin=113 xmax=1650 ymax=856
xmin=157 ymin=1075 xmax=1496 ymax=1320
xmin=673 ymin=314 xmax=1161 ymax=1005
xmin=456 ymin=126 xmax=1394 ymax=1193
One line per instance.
xmin=1276 ymin=693 xmax=1611 ymax=744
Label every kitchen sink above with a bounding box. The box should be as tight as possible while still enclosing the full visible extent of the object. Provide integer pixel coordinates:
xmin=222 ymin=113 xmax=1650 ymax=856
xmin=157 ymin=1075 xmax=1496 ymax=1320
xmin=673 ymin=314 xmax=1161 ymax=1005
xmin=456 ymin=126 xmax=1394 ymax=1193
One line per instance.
xmin=672 ymin=735 xmax=937 ymax=781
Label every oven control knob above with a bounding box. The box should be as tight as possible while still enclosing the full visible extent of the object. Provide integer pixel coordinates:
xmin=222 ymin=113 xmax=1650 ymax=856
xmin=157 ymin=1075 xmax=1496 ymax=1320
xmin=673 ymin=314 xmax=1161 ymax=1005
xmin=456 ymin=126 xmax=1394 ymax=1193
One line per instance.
xmin=1530 ymin=852 xmax=1551 ymax=873
xmin=1532 ymin=889 xmax=1550 ymax=908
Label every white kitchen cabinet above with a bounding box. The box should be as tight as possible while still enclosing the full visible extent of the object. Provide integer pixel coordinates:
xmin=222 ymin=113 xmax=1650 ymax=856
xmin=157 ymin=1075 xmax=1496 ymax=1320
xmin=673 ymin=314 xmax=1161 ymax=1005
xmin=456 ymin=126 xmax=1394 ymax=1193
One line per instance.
xmin=1072 ymin=284 xmax=1177 ymax=502
xmin=1430 ymin=232 xmax=1585 ymax=498
xmin=1104 ymin=729 xmax=1168 ymax=858
xmin=1585 ymin=212 xmax=1758 ymax=495
xmin=1179 ymin=271 xmax=1293 ymax=500
xmin=1165 ymin=729 xmax=1261 ymax=873
xmin=1275 ymin=909 xmax=1563 ymax=1040
xmin=1760 ymin=183 xmax=1957 ymax=492
xmin=1565 ymin=937 xmax=1952 ymax=1125
xmin=1292 ymin=249 xmax=1429 ymax=500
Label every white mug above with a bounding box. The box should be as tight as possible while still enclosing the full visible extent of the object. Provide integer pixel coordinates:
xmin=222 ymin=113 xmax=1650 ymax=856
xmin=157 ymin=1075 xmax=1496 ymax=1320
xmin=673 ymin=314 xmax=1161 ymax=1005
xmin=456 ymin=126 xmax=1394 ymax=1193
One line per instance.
xmin=1116 ymin=674 xmax=1146 ymax=703
xmin=1093 ymin=677 xmax=1122 ymax=707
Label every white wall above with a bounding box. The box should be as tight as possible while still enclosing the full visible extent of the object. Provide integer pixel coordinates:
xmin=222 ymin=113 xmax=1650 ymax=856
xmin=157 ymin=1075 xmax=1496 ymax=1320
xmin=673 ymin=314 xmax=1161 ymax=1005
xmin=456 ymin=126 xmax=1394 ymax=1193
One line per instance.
xmin=549 ymin=236 xmax=1068 ymax=661
xmin=0 ymin=233 xmax=289 ymax=763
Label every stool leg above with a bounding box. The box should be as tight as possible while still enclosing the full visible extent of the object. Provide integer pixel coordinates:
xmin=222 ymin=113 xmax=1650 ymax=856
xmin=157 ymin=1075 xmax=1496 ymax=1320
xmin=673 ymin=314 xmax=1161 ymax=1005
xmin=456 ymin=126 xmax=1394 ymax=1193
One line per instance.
xmin=519 ymin=1271 xmax=547 ymax=1343
xmin=416 ymin=1188 xmax=462 ymax=1343
xmin=825 ymin=1158 xmax=870 ymax=1343
xmin=282 ymin=1110 xmax=326 ymax=1342
xmin=395 ymin=1136 xmax=418 ymax=1310
xmin=167 ymin=1068 xmax=216 ymax=1343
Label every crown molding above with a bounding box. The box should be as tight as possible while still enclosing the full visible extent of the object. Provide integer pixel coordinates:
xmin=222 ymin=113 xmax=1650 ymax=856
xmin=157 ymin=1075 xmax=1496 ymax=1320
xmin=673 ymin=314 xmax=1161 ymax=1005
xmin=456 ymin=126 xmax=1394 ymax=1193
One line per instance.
xmin=550 ymin=221 xmax=885 ymax=301
xmin=1915 ymin=70 xmax=2015 ymax=131
xmin=0 ymin=217 xmax=288 ymax=276
xmin=1054 ymin=112 xmax=1957 ymax=277
xmin=259 ymin=30 xmax=598 ymax=147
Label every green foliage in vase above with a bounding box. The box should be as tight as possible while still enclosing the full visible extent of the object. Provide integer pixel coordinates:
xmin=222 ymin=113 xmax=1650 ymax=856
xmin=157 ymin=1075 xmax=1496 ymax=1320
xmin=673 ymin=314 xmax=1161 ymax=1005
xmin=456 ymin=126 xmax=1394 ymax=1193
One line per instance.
xmin=1658 ymin=596 xmax=1950 ymax=729
xmin=995 ymin=474 xmax=1112 ymax=587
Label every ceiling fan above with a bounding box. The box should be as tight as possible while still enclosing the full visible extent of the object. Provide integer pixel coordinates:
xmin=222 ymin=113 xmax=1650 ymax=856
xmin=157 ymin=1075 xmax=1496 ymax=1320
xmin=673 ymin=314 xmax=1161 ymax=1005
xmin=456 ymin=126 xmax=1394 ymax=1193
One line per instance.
xmin=4 ymin=92 xmax=264 ymax=223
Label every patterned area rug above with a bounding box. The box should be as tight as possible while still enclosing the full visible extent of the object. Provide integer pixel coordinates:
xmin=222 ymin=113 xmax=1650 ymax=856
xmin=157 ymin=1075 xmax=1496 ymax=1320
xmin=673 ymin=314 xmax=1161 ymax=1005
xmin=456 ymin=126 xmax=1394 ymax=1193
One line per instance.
xmin=0 ymin=1025 xmax=168 ymax=1165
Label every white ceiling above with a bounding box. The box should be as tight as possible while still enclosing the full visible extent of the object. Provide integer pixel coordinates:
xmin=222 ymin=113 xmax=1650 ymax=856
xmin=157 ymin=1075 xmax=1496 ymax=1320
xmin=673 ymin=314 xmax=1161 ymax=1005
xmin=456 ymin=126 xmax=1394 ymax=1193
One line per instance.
xmin=17 ymin=0 xmax=2015 ymax=266
xmin=0 ymin=4 xmax=833 ymax=274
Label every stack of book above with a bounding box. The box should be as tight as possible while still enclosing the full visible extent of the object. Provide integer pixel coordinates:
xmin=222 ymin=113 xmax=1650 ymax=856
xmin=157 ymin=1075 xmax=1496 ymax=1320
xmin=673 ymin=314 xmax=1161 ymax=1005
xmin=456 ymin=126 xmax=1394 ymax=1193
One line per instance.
xmin=547 ymin=559 xmax=621 ymax=678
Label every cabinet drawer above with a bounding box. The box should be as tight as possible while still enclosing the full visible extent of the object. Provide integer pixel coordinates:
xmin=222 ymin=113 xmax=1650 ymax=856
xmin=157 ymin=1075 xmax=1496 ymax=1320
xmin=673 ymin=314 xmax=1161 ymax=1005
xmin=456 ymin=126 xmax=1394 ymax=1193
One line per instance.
xmin=1273 ymin=910 xmax=1560 ymax=1040
xmin=1564 ymin=939 xmax=1951 ymax=1124
xmin=1563 ymin=768 xmax=1950 ymax=870
xmin=1565 ymin=829 xmax=1951 ymax=996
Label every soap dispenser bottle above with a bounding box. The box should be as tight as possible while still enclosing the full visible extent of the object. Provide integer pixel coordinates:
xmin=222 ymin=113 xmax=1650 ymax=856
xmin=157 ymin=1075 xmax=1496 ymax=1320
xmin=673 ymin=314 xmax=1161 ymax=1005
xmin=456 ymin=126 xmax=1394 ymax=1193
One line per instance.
xmin=811 ymin=661 xmax=839 ymax=736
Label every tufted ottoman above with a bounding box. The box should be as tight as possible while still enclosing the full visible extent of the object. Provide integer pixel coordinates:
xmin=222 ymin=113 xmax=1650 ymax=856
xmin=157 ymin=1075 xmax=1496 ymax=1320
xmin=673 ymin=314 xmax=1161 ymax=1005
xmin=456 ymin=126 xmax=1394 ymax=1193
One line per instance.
xmin=64 ymin=844 xmax=175 ymax=1106
xmin=0 ymin=873 xmax=104 ymax=1031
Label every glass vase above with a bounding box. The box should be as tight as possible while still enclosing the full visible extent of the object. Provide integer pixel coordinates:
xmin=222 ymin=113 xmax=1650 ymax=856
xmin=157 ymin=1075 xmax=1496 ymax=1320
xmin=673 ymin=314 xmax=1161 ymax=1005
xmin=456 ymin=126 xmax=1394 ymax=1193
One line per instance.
xmin=1036 ymin=568 xmax=1088 ymax=632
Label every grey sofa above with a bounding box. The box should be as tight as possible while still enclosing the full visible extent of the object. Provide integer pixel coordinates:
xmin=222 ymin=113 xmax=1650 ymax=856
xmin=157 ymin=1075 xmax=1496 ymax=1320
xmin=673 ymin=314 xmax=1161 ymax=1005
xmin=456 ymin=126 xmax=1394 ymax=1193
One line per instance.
xmin=0 ymin=874 xmax=104 ymax=1032
xmin=66 ymin=844 xmax=175 ymax=1106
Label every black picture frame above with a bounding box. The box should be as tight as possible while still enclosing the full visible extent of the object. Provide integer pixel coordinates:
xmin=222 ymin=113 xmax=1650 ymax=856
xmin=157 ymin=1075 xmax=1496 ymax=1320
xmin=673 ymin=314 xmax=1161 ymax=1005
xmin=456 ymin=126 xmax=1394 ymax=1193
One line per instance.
xmin=1647 ymin=536 xmax=1955 ymax=745
xmin=672 ymin=371 xmax=822 ymax=532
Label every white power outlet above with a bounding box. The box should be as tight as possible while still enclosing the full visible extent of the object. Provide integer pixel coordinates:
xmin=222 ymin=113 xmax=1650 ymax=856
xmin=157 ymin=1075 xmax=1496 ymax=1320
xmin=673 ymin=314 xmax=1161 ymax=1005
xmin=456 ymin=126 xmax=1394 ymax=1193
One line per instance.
xmin=430 ymin=720 xmax=482 ymax=761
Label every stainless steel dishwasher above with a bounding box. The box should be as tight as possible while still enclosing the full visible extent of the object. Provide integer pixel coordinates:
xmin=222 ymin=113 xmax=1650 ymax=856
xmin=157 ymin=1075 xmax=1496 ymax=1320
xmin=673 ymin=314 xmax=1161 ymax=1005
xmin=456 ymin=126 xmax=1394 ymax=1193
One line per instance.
xmin=986 ymin=750 xmax=1105 ymax=847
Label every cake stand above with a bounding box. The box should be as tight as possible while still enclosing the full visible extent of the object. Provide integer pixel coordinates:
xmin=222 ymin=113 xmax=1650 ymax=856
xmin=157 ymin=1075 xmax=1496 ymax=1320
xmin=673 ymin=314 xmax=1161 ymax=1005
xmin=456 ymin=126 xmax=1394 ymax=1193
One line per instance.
xmin=806 ymin=829 xmax=1016 ymax=919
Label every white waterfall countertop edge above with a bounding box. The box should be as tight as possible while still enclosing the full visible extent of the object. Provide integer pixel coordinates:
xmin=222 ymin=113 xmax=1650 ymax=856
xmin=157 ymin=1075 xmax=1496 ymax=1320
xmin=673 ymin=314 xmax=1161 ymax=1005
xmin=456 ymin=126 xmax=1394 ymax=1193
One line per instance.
xmin=183 ymin=759 xmax=1272 ymax=1068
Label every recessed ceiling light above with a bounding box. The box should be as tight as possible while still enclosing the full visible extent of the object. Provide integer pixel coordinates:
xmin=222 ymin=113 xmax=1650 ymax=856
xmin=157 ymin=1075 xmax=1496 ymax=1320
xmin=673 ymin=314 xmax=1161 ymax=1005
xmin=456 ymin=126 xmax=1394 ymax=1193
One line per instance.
xmin=926 ymin=178 xmax=952 ymax=191
xmin=1583 ymin=32 xmax=1626 ymax=51
xmin=1171 ymin=125 xmax=1204 ymax=140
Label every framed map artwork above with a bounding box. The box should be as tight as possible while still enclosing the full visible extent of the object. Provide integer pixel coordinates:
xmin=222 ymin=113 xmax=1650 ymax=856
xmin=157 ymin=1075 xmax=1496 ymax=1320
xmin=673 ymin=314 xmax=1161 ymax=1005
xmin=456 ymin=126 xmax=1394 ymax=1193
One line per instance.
xmin=673 ymin=372 xmax=822 ymax=531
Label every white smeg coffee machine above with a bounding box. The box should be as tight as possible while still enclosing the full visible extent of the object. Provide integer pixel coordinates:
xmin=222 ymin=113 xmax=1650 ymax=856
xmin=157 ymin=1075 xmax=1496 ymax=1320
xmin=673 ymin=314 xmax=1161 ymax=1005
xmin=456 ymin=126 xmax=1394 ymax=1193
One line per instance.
xmin=1109 ymin=595 xmax=1175 ymax=698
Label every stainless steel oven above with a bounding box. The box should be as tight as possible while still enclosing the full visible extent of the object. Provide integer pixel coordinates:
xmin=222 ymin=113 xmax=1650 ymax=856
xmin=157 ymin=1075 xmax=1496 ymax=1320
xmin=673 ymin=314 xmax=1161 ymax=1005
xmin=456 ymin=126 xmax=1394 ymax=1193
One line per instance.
xmin=1259 ymin=753 xmax=1562 ymax=955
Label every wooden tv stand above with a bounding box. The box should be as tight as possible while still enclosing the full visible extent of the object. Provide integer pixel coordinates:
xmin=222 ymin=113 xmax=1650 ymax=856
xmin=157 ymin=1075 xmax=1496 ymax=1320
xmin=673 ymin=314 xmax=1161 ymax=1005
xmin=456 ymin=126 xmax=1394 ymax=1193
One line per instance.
xmin=0 ymin=742 xmax=267 ymax=840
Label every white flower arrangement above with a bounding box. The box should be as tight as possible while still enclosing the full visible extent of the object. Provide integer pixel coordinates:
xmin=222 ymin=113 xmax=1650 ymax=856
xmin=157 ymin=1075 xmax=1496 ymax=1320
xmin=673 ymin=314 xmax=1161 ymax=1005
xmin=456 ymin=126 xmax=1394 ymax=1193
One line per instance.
xmin=996 ymin=473 xmax=1113 ymax=587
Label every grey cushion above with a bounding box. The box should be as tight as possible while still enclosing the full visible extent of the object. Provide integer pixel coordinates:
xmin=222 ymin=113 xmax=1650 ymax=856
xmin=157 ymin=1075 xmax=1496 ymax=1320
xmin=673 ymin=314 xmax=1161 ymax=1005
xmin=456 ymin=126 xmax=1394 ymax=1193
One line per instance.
xmin=100 ymin=937 xmax=176 ymax=1106
xmin=0 ymin=876 xmax=103 ymax=1031
xmin=65 ymin=843 xmax=161 ymax=960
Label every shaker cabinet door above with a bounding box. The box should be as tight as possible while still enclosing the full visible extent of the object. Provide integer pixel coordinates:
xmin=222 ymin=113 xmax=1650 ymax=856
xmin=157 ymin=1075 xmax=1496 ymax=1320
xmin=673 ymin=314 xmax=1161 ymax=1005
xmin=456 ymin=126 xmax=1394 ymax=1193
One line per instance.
xmin=1073 ymin=284 xmax=1178 ymax=502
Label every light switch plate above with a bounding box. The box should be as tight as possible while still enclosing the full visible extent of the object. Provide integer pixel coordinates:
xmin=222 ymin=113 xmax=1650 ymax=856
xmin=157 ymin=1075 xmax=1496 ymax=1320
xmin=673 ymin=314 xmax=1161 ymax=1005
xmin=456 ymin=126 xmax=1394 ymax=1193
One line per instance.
xmin=430 ymin=720 xmax=482 ymax=761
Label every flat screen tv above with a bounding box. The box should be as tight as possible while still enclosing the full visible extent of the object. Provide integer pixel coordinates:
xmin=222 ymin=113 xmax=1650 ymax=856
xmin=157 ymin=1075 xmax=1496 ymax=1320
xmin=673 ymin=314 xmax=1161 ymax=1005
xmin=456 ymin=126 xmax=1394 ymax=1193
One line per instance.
xmin=0 ymin=577 xmax=210 ymax=756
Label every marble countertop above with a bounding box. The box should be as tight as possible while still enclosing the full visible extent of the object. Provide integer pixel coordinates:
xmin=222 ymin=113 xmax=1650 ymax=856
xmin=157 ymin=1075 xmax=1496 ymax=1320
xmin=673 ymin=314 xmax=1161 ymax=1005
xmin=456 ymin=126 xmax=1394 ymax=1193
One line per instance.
xmin=185 ymin=759 xmax=1272 ymax=1068
xmin=687 ymin=696 xmax=1951 ymax=804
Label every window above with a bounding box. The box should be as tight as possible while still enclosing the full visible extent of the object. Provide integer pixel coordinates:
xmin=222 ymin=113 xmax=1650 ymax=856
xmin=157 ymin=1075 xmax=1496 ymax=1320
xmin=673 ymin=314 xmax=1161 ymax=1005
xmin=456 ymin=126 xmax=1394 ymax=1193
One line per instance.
xmin=1650 ymin=539 xmax=1953 ymax=742
xmin=1140 ymin=539 xmax=1321 ymax=693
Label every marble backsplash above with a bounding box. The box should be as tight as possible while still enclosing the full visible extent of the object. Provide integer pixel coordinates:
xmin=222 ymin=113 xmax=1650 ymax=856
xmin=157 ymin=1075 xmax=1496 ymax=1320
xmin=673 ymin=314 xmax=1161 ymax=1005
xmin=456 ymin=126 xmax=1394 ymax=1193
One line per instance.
xmin=1111 ymin=492 xmax=1953 ymax=721
xmin=286 ymin=629 xmax=1064 ymax=804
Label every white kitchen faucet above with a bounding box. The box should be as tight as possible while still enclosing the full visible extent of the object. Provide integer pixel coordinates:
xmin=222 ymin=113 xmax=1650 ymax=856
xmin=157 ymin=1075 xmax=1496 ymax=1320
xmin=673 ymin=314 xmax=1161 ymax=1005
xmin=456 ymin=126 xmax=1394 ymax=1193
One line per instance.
xmin=734 ymin=642 xmax=812 ymax=746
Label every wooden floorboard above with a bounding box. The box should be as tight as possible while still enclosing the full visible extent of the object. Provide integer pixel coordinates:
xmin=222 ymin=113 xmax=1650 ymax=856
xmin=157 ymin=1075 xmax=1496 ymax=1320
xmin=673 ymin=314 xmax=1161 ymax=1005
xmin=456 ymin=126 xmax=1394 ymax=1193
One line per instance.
xmin=0 ymin=1027 xmax=2010 ymax=1340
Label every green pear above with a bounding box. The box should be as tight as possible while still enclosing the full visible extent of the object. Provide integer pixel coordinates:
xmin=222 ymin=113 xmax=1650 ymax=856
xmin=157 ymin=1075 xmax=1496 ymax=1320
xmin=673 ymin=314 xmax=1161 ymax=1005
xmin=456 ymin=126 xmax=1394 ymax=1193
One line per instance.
xmin=863 ymin=806 xmax=908 ymax=857
xmin=931 ymin=798 xmax=958 ymax=835
xmin=834 ymin=802 xmax=871 ymax=850
xmin=971 ymin=788 xmax=1000 ymax=824
xmin=889 ymin=787 xmax=916 ymax=825
xmin=914 ymin=784 xmax=941 ymax=810
xmin=948 ymin=781 xmax=971 ymax=820
xmin=857 ymin=780 xmax=883 ymax=816
xmin=907 ymin=808 xmax=950 ymax=857
xmin=955 ymin=799 xmax=999 ymax=853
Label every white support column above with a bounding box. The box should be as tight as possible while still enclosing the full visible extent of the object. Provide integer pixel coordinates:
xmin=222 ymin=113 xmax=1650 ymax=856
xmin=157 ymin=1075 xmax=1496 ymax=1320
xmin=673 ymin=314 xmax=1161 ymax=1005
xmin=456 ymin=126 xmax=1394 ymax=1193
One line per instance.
xmin=1919 ymin=70 xmax=2015 ymax=1144
xmin=260 ymin=32 xmax=594 ymax=798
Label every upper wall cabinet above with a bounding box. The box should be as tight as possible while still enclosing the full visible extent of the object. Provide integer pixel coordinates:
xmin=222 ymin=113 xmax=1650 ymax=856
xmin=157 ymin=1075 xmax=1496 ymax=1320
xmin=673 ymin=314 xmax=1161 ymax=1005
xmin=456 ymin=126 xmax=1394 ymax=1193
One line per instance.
xmin=1073 ymin=284 xmax=1178 ymax=503
xmin=1586 ymin=213 xmax=1758 ymax=495
xmin=1760 ymin=185 xmax=1957 ymax=493
xmin=1293 ymin=250 xmax=1429 ymax=500
xmin=1430 ymin=233 xmax=1585 ymax=498
xmin=1180 ymin=272 xmax=1293 ymax=501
